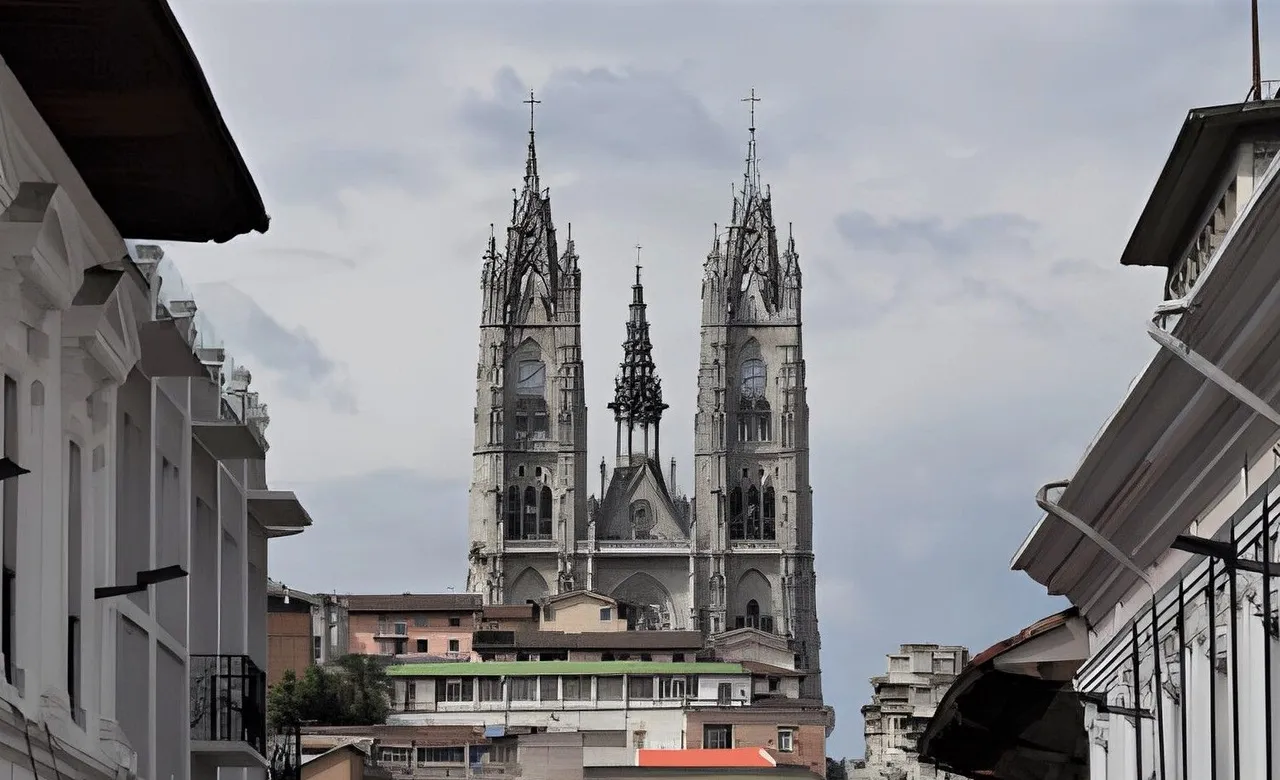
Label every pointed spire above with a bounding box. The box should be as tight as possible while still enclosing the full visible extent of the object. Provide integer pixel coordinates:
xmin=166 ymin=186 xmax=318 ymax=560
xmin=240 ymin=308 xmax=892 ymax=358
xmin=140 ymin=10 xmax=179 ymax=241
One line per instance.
xmin=741 ymin=88 xmax=762 ymax=199
xmin=523 ymin=90 xmax=541 ymax=183
xmin=608 ymin=257 xmax=669 ymax=461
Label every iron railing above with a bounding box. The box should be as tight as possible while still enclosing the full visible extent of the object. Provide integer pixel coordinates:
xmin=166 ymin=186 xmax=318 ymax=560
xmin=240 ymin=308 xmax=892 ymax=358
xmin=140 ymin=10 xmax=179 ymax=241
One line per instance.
xmin=1078 ymin=471 xmax=1280 ymax=779
xmin=190 ymin=654 xmax=267 ymax=757
xmin=266 ymin=721 xmax=302 ymax=780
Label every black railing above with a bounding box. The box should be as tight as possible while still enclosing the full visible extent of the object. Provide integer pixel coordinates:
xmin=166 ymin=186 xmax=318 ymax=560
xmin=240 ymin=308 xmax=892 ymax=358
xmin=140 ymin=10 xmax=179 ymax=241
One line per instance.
xmin=1078 ymin=472 xmax=1280 ymax=779
xmin=190 ymin=654 xmax=267 ymax=757
xmin=267 ymin=721 xmax=302 ymax=780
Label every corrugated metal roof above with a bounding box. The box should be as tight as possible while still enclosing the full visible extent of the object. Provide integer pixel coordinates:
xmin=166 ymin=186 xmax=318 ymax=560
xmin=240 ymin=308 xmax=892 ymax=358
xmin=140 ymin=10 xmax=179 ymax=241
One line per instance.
xmin=386 ymin=660 xmax=745 ymax=677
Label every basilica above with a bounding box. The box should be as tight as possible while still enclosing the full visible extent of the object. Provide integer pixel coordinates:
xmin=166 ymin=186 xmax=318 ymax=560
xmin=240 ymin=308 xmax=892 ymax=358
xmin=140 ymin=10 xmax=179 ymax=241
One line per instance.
xmin=464 ymin=94 xmax=823 ymax=698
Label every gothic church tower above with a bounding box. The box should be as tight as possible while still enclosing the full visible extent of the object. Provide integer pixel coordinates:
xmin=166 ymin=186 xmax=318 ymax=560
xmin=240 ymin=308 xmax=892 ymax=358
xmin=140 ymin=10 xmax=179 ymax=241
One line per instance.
xmin=692 ymin=95 xmax=823 ymax=698
xmin=467 ymin=96 xmax=588 ymax=606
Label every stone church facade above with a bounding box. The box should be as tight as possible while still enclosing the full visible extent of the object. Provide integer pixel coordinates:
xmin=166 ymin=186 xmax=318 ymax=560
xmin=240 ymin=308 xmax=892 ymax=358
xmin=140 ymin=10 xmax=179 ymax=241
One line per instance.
xmin=465 ymin=99 xmax=823 ymax=698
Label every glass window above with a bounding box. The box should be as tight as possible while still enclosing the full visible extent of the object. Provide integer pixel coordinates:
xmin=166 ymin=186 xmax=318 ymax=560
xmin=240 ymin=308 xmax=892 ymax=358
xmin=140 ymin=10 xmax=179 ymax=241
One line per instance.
xmin=509 ymin=677 xmax=537 ymax=701
xmin=704 ymin=725 xmax=733 ymax=750
xmin=777 ymin=728 xmax=794 ymax=752
xmin=539 ymin=676 xmax=559 ymax=700
xmin=478 ymin=678 xmax=503 ymax=702
xmin=741 ymin=359 xmax=766 ymax=398
xmin=627 ymin=676 xmax=654 ymax=699
xmin=597 ymin=676 xmax=624 ymax=700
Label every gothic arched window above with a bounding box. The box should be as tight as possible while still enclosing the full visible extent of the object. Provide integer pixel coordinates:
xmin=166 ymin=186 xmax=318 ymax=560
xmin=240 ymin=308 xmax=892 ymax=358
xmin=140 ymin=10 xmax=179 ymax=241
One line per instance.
xmin=741 ymin=359 xmax=766 ymax=399
xmin=747 ymin=486 xmax=762 ymax=539
xmin=523 ymin=486 xmax=538 ymax=538
xmin=539 ymin=486 xmax=553 ymax=537
xmin=729 ymin=487 xmax=745 ymax=540
xmin=506 ymin=486 xmax=519 ymax=539
xmin=763 ymin=487 xmax=776 ymax=540
xmin=516 ymin=359 xmax=547 ymax=396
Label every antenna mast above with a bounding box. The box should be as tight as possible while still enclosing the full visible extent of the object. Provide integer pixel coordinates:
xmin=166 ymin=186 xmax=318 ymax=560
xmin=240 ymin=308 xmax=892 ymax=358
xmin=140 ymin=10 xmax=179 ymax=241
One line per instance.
xmin=1252 ymin=0 xmax=1263 ymax=100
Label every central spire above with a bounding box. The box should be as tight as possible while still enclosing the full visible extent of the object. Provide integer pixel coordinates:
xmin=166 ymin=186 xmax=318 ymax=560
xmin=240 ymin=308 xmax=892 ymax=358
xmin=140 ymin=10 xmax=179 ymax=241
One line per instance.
xmin=608 ymin=254 xmax=668 ymax=464
xmin=741 ymin=87 xmax=762 ymax=199
xmin=522 ymin=89 xmax=541 ymax=183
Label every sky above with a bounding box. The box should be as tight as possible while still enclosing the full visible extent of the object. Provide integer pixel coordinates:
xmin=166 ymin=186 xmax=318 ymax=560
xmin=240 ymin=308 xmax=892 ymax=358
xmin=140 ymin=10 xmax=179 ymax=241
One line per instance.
xmin=157 ymin=0 xmax=1265 ymax=758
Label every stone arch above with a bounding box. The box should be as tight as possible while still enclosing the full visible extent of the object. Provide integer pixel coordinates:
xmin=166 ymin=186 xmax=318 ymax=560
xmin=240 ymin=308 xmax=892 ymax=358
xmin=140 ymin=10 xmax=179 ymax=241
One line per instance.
xmin=611 ymin=572 xmax=676 ymax=631
xmin=734 ymin=569 xmax=773 ymax=630
xmin=508 ymin=567 xmax=548 ymax=605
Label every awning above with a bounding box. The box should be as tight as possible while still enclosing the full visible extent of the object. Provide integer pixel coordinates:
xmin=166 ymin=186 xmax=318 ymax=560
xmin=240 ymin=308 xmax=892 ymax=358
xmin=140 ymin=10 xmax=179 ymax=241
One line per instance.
xmin=919 ymin=608 xmax=1090 ymax=780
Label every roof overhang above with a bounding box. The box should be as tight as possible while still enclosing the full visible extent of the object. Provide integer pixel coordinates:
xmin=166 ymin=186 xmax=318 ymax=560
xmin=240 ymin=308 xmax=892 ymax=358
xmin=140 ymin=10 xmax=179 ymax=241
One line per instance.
xmin=919 ymin=609 xmax=1090 ymax=780
xmin=1013 ymin=147 xmax=1280 ymax=622
xmin=193 ymin=419 xmax=266 ymax=461
xmin=1121 ymin=99 xmax=1280 ymax=268
xmin=0 ymin=0 xmax=268 ymax=242
xmin=249 ymin=489 xmax=313 ymax=536
xmin=139 ymin=318 xmax=207 ymax=378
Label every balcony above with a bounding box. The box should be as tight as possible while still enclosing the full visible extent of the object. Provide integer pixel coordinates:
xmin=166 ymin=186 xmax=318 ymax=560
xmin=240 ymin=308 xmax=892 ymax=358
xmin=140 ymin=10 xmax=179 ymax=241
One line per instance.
xmin=190 ymin=654 xmax=268 ymax=768
xmin=375 ymin=622 xmax=409 ymax=638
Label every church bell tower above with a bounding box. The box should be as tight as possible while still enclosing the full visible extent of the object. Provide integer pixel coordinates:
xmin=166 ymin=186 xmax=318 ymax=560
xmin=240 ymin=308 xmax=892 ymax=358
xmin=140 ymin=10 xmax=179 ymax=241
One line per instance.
xmin=467 ymin=93 xmax=589 ymax=606
xmin=692 ymin=90 xmax=823 ymax=698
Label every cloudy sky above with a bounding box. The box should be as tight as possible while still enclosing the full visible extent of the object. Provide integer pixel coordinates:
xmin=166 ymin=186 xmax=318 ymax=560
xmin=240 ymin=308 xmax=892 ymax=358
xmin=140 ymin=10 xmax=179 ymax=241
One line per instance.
xmin=159 ymin=0 xmax=1263 ymax=757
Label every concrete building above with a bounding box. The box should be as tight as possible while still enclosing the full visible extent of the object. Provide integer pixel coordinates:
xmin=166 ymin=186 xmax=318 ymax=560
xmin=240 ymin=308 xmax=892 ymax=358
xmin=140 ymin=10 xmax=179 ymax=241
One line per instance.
xmin=0 ymin=7 xmax=312 ymax=780
xmin=464 ymin=93 xmax=824 ymax=699
xmin=342 ymin=593 xmax=483 ymax=659
xmin=267 ymin=581 xmax=349 ymax=687
xmin=918 ymin=89 xmax=1280 ymax=779
xmin=849 ymin=645 xmax=966 ymax=780
xmin=383 ymin=656 xmax=830 ymax=771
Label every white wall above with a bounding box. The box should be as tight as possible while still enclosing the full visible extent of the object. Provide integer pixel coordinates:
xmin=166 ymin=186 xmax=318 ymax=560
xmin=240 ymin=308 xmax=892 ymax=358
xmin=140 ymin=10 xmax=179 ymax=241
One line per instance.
xmin=0 ymin=52 xmax=300 ymax=780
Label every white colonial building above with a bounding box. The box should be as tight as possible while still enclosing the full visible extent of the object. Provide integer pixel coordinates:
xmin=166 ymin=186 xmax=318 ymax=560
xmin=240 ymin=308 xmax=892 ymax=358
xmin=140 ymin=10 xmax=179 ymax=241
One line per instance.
xmin=919 ymin=91 xmax=1280 ymax=779
xmin=0 ymin=8 xmax=310 ymax=780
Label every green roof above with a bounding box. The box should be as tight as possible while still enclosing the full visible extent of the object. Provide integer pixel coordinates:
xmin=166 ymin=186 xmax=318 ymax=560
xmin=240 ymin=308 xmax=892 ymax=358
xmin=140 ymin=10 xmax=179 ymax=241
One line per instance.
xmin=386 ymin=661 xmax=746 ymax=678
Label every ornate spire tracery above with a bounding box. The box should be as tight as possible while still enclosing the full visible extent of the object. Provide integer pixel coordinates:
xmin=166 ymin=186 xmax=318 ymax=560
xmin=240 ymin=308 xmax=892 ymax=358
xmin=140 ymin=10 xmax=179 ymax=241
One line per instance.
xmin=607 ymin=259 xmax=668 ymax=462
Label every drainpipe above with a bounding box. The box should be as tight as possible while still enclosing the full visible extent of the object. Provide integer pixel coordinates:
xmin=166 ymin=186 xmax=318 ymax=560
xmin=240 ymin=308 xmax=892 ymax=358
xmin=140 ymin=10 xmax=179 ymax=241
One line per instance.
xmin=1035 ymin=482 xmax=1162 ymax=780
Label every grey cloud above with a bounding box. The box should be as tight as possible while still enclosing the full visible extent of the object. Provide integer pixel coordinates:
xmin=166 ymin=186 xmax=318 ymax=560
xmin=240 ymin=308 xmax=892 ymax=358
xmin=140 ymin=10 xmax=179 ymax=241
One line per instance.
xmin=259 ymin=147 xmax=432 ymax=208
xmin=460 ymin=66 xmax=738 ymax=171
xmin=268 ymin=470 xmax=468 ymax=594
xmin=835 ymin=211 xmax=1038 ymax=257
xmin=193 ymin=282 xmax=359 ymax=415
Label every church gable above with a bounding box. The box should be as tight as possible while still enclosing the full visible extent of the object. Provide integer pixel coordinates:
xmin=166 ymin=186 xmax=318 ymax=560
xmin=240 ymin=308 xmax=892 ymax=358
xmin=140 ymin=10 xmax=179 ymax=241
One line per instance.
xmin=595 ymin=460 xmax=688 ymax=542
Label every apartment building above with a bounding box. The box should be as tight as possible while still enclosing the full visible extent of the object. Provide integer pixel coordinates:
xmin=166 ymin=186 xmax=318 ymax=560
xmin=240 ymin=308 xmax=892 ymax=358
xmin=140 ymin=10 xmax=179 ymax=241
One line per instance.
xmin=850 ymin=644 xmax=967 ymax=780
xmin=384 ymin=656 xmax=830 ymax=771
xmin=342 ymin=593 xmax=483 ymax=659
xmin=0 ymin=7 xmax=311 ymax=780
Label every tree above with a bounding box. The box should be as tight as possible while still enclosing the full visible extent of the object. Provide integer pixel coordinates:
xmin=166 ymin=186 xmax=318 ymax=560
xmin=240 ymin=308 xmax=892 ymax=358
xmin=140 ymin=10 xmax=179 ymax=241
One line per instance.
xmin=331 ymin=653 xmax=392 ymax=725
xmin=266 ymin=655 xmax=392 ymax=728
xmin=826 ymin=757 xmax=848 ymax=780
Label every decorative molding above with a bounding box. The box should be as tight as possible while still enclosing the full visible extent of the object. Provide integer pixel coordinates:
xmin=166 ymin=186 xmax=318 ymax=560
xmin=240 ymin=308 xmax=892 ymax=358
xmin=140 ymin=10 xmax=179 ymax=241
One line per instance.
xmin=0 ymin=182 xmax=79 ymax=310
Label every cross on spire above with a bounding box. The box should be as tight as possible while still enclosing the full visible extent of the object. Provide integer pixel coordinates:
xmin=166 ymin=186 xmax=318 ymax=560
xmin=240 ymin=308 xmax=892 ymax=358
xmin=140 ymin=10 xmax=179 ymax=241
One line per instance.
xmin=634 ymin=243 xmax=643 ymax=284
xmin=523 ymin=90 xmax=541 ymax=133
xmin=741 ymin=88 xmax=761 ymax=131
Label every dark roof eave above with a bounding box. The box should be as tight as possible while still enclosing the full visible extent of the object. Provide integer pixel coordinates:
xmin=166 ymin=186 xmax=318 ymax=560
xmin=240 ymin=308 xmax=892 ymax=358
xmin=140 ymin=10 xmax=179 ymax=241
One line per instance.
xmin=1120 ymin=99 xmax=1280 ymax=269
xmin=0 ymin=0 xmax=269 ymax=243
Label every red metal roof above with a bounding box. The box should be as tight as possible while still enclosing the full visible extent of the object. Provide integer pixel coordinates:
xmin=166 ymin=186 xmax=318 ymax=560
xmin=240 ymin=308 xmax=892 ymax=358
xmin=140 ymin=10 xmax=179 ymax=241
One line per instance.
xmin=637 ymin=748 xmax=776 ymax=768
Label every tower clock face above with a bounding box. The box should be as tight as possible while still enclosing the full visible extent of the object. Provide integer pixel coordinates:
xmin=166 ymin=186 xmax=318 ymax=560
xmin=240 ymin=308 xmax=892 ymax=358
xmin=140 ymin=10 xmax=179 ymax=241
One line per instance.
xmin=517 ymin=360 xmax=546 ymax=394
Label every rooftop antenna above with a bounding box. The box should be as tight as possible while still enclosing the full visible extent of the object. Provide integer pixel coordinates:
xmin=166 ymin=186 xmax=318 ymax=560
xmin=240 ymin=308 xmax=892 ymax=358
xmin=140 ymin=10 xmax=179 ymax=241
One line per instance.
xmin=1252 ymin=0 xmax=1264 ymax=100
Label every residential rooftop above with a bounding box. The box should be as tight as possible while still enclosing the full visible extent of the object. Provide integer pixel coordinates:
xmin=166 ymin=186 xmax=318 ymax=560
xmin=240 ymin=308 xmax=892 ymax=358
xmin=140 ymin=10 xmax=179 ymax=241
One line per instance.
xmin=386 ymin=661 xmax=746 ymax=677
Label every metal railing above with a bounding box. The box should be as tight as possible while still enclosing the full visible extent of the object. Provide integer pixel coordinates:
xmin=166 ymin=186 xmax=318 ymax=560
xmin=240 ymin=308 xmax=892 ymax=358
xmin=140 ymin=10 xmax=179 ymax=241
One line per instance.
xmin=190 ymin=654 xmax=267 ymax=757
xmin=1077 ymin=472 xmax=1280 ymax=779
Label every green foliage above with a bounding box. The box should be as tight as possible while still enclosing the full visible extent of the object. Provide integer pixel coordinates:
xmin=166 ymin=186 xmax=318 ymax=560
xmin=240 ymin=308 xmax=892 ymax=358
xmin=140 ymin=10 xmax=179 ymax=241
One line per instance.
xmin=267 ymin=654 xmax=393 ymax=727
xmin=825 ymin=757 xmax=848 ymax=780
